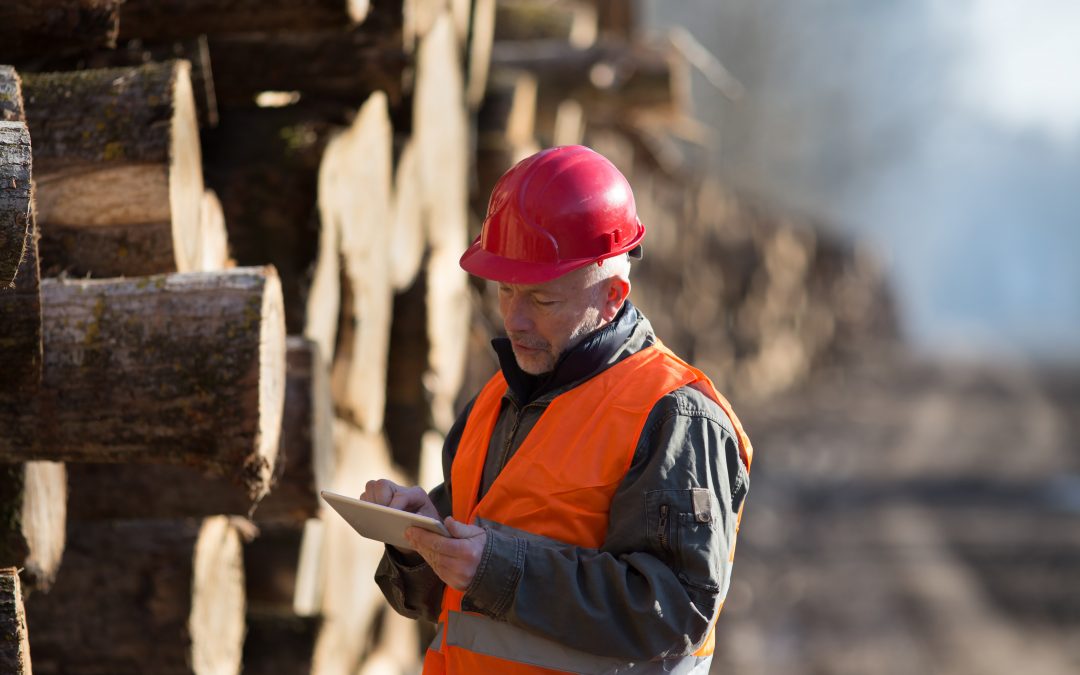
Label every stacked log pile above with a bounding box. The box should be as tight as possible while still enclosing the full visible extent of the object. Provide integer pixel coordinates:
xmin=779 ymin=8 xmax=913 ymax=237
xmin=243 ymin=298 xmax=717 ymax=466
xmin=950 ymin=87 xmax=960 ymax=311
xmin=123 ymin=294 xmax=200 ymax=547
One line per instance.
xmin=1 ymin=1 xmax=896 ymax=674
xmin=2 ymin=1 xmax=474 ymax=674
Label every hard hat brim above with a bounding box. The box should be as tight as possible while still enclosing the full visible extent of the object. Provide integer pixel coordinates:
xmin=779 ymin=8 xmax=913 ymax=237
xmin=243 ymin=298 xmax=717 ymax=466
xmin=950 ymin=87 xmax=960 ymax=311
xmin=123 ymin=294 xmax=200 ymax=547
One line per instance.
xmin=459 ymin=228 xmax=644 ymax=285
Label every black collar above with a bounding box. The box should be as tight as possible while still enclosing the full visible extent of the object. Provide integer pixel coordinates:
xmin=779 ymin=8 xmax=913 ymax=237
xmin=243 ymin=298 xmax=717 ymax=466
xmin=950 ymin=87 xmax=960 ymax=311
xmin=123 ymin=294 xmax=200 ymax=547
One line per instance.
xmin=492 ymin=301 xmax=645 ymax=405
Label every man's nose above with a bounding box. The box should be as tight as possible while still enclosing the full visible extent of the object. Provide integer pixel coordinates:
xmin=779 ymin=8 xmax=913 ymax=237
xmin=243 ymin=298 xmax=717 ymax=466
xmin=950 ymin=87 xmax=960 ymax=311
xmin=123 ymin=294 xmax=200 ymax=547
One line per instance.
xmin=502 ymin=293 xmax=533 ymax=332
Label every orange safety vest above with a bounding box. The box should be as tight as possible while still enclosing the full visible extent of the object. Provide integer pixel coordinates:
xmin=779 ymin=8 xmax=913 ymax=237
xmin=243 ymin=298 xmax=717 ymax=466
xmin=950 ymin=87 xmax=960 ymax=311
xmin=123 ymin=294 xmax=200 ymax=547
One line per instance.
xmin=424 ymin=342 xmax=752 ymax=675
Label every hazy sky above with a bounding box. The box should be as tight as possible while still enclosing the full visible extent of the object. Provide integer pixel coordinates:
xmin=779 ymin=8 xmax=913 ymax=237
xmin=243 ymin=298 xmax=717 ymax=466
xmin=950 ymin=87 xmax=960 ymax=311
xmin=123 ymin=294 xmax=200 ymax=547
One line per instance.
xmin=644 ymin=0 xmax=1080 ymax=362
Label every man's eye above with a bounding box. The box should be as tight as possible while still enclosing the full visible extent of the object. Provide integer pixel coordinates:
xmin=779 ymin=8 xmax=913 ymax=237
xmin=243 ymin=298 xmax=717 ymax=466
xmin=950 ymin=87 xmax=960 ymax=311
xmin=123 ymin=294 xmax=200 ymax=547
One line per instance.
xmin=535 ymin=298 xmax=557 ymax=307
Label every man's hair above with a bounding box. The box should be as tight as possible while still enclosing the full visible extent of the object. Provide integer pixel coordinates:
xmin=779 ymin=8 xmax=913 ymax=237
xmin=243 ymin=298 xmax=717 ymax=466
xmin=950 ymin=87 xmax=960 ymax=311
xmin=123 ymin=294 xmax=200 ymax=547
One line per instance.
xmin=584 ymin=253 xmax=631 ymax=288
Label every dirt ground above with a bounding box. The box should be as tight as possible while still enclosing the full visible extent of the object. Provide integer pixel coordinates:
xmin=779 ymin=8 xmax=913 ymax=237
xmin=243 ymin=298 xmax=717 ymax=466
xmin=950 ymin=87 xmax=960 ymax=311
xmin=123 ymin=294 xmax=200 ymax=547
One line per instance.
xmin=711 ymin=347 xmax=1080 ymax=675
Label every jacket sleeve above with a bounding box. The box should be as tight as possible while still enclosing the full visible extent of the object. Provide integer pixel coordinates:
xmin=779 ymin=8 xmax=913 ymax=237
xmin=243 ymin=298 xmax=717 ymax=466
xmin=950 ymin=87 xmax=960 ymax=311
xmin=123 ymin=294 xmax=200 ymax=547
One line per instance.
xmin=459 ymin=386 xmax=750 ymax=660
xmin=373 ymin=398 xmax=474 ymax=622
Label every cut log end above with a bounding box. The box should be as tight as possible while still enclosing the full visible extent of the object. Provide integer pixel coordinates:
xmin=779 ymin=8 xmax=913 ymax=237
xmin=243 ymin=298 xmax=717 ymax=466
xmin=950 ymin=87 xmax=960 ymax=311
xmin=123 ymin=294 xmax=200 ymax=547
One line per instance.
xmin=20 ymin=461 xmax=66 ymax=590
xmin=170 ymin=60 xmax=206 ymax=273
xmin=190 ymin=516 xmax=246 ymax=675
xmin=257 ymin=269 xmax=287 ymax=497
xmin=198 ymin=189 xmax=232 ymax=271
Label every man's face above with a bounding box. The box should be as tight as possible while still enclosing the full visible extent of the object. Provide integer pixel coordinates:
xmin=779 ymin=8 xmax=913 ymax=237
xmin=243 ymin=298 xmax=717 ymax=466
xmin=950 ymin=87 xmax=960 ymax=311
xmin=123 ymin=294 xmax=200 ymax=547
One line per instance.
xmin=497 ymin=266 xmax=606 ymax=375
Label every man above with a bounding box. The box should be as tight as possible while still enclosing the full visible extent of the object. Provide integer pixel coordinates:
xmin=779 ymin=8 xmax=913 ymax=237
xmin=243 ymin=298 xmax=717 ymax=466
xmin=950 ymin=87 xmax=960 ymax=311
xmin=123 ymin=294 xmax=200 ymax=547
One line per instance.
xmin=363 ymin=145 xmax=752 ymax=674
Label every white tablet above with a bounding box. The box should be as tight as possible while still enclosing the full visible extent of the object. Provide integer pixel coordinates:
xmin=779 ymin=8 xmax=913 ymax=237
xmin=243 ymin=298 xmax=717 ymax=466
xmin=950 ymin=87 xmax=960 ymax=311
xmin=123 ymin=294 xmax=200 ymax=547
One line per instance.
xmin=320 ymin=490 xmax=450 ymax=550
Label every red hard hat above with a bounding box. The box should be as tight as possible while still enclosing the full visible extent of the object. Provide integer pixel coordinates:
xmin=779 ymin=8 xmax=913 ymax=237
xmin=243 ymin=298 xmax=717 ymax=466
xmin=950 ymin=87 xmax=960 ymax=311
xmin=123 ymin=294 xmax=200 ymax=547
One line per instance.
xmin=460 ymin=145 xmax=645 ymax=284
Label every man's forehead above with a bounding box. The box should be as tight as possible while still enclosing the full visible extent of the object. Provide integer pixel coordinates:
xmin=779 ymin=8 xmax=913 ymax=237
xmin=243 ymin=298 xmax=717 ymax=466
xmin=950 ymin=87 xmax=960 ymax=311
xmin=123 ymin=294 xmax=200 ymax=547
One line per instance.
xmin=496 ymin=267 xmax=589 ymax=294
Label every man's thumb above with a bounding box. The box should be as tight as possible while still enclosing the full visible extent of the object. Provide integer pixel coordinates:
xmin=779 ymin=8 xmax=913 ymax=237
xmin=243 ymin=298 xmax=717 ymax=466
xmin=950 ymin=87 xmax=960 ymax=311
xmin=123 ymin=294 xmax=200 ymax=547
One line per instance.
xmin=444 ymin=516 xmax=483 ymax=538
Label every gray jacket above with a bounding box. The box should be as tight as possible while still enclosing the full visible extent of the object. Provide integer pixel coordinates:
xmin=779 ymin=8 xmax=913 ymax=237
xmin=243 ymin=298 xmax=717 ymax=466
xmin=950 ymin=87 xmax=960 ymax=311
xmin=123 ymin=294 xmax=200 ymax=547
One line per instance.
xmin=375 ymin=302 xmax=750 ymax=667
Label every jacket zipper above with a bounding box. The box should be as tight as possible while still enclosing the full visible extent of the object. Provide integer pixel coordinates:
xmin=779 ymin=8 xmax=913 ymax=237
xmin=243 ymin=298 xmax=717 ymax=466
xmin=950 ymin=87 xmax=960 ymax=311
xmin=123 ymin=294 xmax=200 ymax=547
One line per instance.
xmin=495 ymin=400 xmax=542 ymax=475
xmin=658 ymin=503 xmax=670 ymax=552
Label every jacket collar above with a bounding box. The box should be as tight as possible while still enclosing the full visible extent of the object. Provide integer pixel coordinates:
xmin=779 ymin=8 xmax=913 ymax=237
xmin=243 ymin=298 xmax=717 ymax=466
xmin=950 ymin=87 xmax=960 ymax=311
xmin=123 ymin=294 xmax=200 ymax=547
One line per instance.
xmin=492 ymin=300 xmax=655 ymax=405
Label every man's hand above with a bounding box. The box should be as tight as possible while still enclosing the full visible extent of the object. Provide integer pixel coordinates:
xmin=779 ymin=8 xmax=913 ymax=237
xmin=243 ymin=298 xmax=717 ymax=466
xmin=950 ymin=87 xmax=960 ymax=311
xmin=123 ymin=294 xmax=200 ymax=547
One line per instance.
xmin=360 ymin=479 xmax=441 ymax=555
xmin=406 ymin=517 xmax=487 ymax=591
xmin=360 ymin=479 xmax=440 ymax=519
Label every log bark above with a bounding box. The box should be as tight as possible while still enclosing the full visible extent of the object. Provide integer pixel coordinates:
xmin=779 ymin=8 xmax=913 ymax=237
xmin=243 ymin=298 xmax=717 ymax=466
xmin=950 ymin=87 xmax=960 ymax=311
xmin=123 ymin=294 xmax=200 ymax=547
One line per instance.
xmin=492 ymin=39 xmax=687 ymax=123
xmin=244 ymin=522 xmax=309 ymax=614
xmin=13 ymin=36 xmax=220 ymax=128
xmin=0 ymin=66 xmax=25 ymax=122
xmin=243 ymin=613 xmax=321 ymax=675
xmin=206 ymin=21 xmax=405 ymax=109
xmin=0 ymin=463 xmax=66 ymax=591
xmin=320 ymin=92 xmax=394 ymax=432
xmin=203 ymin=104 xmax=343 ymax=334
xmin=493 ymin=0 xmax=597 ymax=46
xmin=0 ymin=0 xmax=120 ymax=61
xmin=61 ymin=338 xmax=320 ymax=522
xmin=0 ymin=568 xmax=31 ymax=675
xmin=385 ymin=270 xmax=431 ymax=476
xmin=21 ymin=60 xmax=207 ymax=276
xmin=66 ymin=463 xmax=263 ymax=520
xmin=119 ymin=0 xmax=372 ymax=41
xmin=0 ymin=267 xmax=286 ymax=501
xmin=0 ymin=109 xmax=49 ymax=589
xmin=0 ymin=121 xmax=31 ymax=287
xmin=26 ymin=517 xmax=246 ymax=675
xmin=585 ymin=0 xmax=636 ymax=39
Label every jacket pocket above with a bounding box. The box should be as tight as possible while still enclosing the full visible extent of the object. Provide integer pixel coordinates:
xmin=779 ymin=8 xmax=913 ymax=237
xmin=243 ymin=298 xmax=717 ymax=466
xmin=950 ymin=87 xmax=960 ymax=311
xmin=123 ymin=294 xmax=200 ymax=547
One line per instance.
xmin=645 ymin=488 xmax=723 ymax=593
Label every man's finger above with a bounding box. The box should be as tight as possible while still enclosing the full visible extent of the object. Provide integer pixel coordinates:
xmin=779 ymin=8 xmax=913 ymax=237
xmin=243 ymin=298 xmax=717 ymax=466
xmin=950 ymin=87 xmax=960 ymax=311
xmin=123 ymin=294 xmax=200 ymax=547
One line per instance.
xmin=406 ymin=526 xmax=445 ymax=552
xmin=444 ymin=516 xmax=485 ymax=539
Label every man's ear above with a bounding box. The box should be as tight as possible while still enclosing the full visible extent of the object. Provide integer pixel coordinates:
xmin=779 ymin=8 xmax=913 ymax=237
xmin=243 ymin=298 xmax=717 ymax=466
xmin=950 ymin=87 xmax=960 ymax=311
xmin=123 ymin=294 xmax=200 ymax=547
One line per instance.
xmin=602 ymin=278 xmax=631 ymax=321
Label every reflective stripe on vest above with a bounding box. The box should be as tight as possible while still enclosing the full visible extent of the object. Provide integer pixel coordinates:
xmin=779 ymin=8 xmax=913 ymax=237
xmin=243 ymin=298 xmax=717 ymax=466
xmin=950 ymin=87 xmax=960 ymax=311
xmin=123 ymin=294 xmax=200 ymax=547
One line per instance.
xmin=424 ymin=342 xmax=753 ymax=675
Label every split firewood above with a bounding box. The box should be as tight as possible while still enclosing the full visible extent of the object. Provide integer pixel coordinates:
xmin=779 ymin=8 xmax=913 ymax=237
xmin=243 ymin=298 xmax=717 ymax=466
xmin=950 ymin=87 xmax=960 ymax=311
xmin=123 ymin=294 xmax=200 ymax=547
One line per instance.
xmin=0 ymin=267 xmax=286 ymax=502
xmin=21 ymin=61 xmax=206 ymax=277
xmin=119 ymin=0 xmax=373 ymax=41
xmin=0 ymin=567 xmax=31 ymax=675
xmin=0 ymin=120 xmax=31 ymax=287
xmin=26 ymin=517 xmax=247 ymax=675
xmin=0 ymin=1 xmax=120 ymax=61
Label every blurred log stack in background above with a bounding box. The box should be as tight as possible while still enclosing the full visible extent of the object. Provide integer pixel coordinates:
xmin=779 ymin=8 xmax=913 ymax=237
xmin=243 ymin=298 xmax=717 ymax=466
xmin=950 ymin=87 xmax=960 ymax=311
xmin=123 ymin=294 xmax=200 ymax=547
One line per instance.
xmin=0 ymin=1 xmax=896 ymax=675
